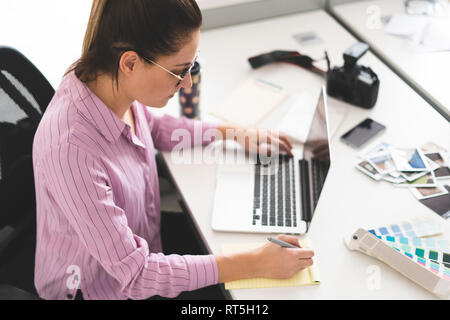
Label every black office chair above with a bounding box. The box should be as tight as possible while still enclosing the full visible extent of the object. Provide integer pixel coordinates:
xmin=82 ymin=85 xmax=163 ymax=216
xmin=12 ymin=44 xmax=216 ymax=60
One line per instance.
xmin=0 ymin=46 xmax=54 ymax=300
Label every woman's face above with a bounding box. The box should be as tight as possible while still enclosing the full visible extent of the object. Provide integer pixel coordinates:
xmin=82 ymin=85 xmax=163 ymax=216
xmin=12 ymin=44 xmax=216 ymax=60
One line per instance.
xmin=120 ymin=29 xmax=200 ymax=108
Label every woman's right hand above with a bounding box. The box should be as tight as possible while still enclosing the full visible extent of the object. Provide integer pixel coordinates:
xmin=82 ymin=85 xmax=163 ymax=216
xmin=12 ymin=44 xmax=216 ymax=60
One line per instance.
xmin=216 ymin=234 xmax=315 ymax=283
xmin=252 ymin=235 xmax=315 ymax=279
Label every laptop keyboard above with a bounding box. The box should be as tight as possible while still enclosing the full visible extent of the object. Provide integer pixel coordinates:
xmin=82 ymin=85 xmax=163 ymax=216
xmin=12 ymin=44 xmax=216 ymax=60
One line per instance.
xmin=253 ymin=155 xmax=297 ymax=228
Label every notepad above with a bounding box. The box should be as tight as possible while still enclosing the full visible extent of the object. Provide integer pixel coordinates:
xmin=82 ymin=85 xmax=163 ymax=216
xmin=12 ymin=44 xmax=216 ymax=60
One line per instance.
xmin=221 ymin=238 xmax=320 ymax=290
xmin=210 ymin=78 xmax=290 ymax=127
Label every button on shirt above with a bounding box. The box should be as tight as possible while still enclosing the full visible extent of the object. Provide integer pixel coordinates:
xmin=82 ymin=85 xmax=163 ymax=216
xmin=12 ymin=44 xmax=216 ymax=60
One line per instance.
xmin=32 ymin=71 xmax=219 ymax=300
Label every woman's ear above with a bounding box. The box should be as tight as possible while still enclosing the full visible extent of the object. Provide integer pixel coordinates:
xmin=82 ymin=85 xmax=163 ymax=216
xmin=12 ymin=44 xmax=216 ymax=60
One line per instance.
xmin=119 ymin=51 xmax=139 ymax=75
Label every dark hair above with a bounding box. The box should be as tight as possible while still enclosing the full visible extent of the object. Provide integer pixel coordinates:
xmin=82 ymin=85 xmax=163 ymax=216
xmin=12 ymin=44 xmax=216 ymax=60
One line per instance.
xmin=67 ymin=0 xmax=202 ymax=86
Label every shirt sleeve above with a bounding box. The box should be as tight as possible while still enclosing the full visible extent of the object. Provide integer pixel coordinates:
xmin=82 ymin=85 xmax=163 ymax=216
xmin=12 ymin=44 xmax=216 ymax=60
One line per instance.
xmin=143 ymin=105 xmax=218 ymax=151
xmin=41 ymin=143 xmax=219 ymax=299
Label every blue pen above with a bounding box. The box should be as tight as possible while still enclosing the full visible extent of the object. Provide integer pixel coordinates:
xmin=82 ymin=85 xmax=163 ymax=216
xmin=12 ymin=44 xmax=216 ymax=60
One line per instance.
xmin=267 ymin=237 xmax=299 ymax=248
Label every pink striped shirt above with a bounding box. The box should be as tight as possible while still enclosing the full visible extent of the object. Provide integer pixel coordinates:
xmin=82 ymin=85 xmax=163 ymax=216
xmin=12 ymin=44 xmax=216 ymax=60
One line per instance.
xmin=32 ymin=71 xmax=219 ymax=300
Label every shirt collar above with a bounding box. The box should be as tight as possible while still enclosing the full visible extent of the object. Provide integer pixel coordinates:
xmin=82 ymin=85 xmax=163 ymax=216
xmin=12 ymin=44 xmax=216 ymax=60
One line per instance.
xmin=67 ymin=71 xmax=126 ymax=143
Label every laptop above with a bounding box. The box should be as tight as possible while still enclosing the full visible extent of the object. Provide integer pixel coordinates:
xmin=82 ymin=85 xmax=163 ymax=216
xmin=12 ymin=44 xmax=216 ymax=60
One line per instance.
xmin=211 ymin=86 xmax=331 ymax=234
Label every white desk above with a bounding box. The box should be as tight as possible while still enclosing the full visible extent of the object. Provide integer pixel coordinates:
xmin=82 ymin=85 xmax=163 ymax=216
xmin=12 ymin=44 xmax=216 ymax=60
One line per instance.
xmin=161 ymin=9 xmax=450 ymax=300
xmin=330 ymin=0 xmax=450 ymax=120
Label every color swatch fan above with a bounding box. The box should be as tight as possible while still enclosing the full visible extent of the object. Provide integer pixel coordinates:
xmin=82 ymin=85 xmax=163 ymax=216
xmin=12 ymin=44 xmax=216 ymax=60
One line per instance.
xmin=345 ymin=218 xmax=450 ymax=298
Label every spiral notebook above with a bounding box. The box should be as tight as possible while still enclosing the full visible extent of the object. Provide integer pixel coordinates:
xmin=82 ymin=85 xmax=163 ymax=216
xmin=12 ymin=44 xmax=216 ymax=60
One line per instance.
xmin=221 ymin=238 xmax=320 ymax=290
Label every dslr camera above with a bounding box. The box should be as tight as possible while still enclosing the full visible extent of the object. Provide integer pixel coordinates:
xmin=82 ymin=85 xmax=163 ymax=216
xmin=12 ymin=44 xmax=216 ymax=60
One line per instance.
xmin=327 ymin=42 xmax=379 ymax=109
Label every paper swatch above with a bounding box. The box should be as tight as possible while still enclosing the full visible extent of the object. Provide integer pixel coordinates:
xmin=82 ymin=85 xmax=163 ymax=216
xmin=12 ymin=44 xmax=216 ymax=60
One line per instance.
xmin=210 ymin=78 xmax=290 ymax=127
xmin=221 ymin=238 xmax=320 ymax=290
xmin=390 ymin=245 xmax=450 ymax=281
xmin=368 ymin=217 xmax=442 ymax=239
xmin=375 ymin=234 xmax=450 ymax=252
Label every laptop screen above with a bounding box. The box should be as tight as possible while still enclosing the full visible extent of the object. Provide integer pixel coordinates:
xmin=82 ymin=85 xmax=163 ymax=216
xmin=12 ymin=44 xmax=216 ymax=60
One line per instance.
xmin=302 ymin=87 xmax=331 ymax=216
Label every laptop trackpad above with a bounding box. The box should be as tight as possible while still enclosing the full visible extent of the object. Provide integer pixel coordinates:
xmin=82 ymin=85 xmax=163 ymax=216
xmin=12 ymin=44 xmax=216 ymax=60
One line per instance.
xmin=216 ymin=168 xmax=253 ymax=201
xmin=213 ymin=167 xmax=254 ymax=227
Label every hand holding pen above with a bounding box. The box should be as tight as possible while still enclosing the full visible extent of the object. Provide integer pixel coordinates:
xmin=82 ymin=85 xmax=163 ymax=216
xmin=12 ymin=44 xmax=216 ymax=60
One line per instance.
xmin=250 ymin=235 xmax=314 ymax=279
xmin=216 ymin=234 xmax=315 ymax=283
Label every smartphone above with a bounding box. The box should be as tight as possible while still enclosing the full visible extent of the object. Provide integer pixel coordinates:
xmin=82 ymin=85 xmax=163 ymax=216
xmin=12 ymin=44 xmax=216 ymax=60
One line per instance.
xmin=341 ymin=118 xmax=386 ymax=148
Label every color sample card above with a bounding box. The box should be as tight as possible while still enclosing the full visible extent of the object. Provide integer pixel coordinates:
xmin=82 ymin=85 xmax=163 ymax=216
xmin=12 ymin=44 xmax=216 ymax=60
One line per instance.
xmin=390 ymin=147 xmax=429 ymax=172
xmin=374 ymin=229 xmax=450 ymax=282
xmin=425 ymin=152 xmax=447 ymax=167
xmin=396 ymin=171 xmax=437 ymax=188
xmin=410 ymin=184 xmax=448 ymax=200
xmin=434 ymin=166 xmax=450 ymax=180
xmin=421 ymin=141 xmax=448 ymax=153
xmin=368 ymin=151 xmax=397 ymax=175
xmin=368 ymin=218 xmax=442 ymax=238
xmin=355 ymin=159 xmax=382 ymax=180
xmin=375 ymin=234 xmax=450 ymax=252
xmin=420 ymin=185 xmax=450 ymax=220
xmin=390 ymin=246 xmax=450 ymax=281
xmin=383 ymin=241 xmax=450 ymax=268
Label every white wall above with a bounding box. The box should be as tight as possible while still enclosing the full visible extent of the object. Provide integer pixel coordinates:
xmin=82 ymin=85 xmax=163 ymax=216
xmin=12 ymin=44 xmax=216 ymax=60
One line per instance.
xmin=0 ymin=0 xmax=92 ymax=88
xmin=0 ymin=0 xmax=350 ymax=87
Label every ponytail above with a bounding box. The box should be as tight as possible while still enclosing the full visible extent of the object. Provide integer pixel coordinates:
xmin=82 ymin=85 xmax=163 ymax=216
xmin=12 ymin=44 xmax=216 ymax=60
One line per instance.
xmin=67 ymin=0 xmax=202 ymax=84
xmin=82 ymin=0 xmax=108 ymax=56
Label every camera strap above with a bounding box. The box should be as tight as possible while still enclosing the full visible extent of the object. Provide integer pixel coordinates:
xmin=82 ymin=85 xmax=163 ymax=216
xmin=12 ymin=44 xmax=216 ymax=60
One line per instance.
xmin=248 ymin=50 xmax=327 ymax=77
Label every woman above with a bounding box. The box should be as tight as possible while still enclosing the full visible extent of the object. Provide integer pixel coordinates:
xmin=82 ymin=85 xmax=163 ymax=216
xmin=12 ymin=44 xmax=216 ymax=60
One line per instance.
xmin=32 ymin=0 xmax=314 ymax=300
